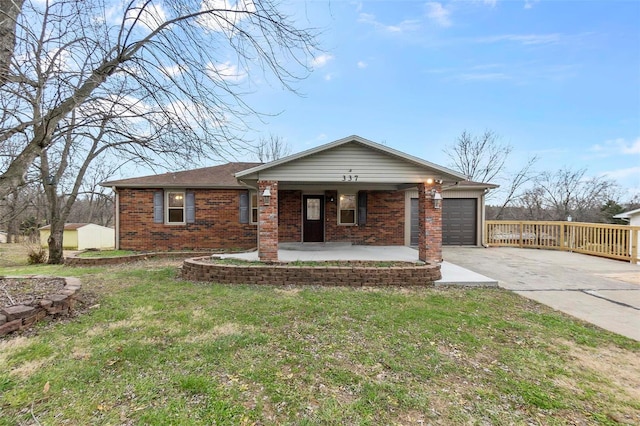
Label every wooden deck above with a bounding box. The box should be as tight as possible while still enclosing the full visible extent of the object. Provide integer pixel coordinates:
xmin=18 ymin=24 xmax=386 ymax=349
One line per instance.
xmin=485 ymin=220 xmax=640 ymax=264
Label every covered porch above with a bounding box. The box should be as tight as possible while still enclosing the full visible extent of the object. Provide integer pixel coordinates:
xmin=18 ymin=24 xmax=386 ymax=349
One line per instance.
xmin=215 ymin=243 xmax=498 ymax=286
xmin=235 ymin=136 xmax=467 ymax=264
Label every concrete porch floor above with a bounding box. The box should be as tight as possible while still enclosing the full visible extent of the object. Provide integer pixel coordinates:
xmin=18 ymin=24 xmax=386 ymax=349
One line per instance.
xmin=217 ymin=243 xmax=498 ymax=287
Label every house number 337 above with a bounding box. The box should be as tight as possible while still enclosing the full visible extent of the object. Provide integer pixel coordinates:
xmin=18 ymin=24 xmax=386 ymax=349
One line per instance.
xmin=342 ymin=175 xmax=358 ymax=181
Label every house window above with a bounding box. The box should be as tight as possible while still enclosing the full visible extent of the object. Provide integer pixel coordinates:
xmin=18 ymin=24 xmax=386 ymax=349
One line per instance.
xmin=339 ymin=194 xmax=356 ymax=225
xmin=167 ymin=191 xmax=185 ymax=224
xmin=251 ymin=191 xmax=258 ymax=223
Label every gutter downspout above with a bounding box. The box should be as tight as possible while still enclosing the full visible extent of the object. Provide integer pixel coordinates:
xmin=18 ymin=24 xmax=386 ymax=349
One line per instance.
xmin=112 ymin=187 xmax=119 ymax=250
xmin=481 ymin=188 xmax=489 ymax=248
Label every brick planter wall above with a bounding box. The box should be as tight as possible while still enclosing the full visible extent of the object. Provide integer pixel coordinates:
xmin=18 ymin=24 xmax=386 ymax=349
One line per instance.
xmin=0 ymin=277 xmax=80 ymax=337
xmin=65 ymin=251 xmax=221 ymax=266
xmin=181 ymin=257 xmax=441 ymax=286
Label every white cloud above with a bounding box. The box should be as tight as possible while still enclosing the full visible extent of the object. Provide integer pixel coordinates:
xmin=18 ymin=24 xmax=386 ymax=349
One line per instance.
xmin=358 ymin=13 xmax=420 ymax=34
xmin=483 ymin=0 xmax=498 ymax=6
xmin=324 ymin=72 xmax=336 ymax=81
xmin=425 ymin=2 xmax=452 ymax=28
xmin=456 ymin=72 xmax=510 ymax=81
xmin=206 ymin=61 xmax=247 ymax=82
xmin=311 ymin=54 xmax=334 ymax=69
xmin=601 ymin=166 xmax=640 ymax=180
xmin=524 ymin=0 xmax=540 ymax=9
xmin=357 ymin=61 xmax=368 ymax=69
xmin=474 ymin=33 xmax=562 ymax=45
xmin=197 ymin=0 xmax=257 ymax=34
xmin=591 ymin=137 xmax=640 ymax=155
xmin=126 ymin=2 xmax=168 ymax=33
xmin=161 ymin=64 xmax=188 ymax=77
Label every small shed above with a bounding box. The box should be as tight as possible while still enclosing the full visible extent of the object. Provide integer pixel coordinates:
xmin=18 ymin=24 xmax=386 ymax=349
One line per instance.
xmin=613 ymin=208 xmax=640 ymax=261
xmin=39 ymin=223 xmax=115 ymax=250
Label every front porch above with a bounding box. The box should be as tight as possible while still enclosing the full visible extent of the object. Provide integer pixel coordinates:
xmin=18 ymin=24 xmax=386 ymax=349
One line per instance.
xmin=235 ymin=136 xmax=469 ymax=264
xmin=214 ymin=244 xmax=498 ymax=287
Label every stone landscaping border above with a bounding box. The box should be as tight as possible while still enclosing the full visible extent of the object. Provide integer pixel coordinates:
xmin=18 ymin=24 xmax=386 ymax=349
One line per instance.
xmin=65 ymin=251 xmax=217 ymax=266
xmin=181 ymin=257 xmax=441 ymax=286
xmin=0 ymin=277 xmax=81 ymax=337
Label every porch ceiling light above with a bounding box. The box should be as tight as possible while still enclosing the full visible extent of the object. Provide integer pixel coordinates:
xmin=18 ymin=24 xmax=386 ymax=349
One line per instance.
xmin=262 ymin=186 xmax=271 ymax=205
xmin=432 ymin=190 xmax=442 ymax=209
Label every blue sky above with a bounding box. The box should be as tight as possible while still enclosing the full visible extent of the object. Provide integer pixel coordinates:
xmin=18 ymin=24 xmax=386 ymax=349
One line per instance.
xmin=238 ymin=0 xmax=639 ymax=200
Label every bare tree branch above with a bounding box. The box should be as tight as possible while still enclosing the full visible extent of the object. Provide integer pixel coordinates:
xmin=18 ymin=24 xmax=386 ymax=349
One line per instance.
xmin=1 ymin=0 xmax=319 ymax=199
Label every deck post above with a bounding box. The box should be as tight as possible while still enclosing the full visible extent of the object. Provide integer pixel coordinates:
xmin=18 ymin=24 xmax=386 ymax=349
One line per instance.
xmin=632 ymin=228 xmax=638 ymax=264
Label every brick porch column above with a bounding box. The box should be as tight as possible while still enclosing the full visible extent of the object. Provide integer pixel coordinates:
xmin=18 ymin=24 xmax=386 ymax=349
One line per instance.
xmin=418 ymin=181 xmax=442 ymax=263
xmin=258 ymin=180 xmax=279 ymax=262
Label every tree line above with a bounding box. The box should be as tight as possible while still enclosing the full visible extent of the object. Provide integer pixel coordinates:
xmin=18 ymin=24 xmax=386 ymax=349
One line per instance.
xmin=443 ymin=130 xmax=639 ymax=224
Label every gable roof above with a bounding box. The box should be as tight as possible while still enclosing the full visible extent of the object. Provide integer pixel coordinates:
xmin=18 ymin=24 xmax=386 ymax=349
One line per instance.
xmin=613 ymin=208 xmax=640 ymax=219
xmin=40 ymin=223 xmax=88 ymax=231
xmin=235 ymin=135 xmax=467 ymax=182
xmin=101 ymin=162 xmax=262 ymax=189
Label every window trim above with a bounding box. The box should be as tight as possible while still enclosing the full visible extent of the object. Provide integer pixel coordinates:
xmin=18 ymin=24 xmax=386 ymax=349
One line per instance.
xmin=250 ymin=190 xmax=258 ymax=225
xmin=338 ymin=193 xmax=357 ymax=225
xmin=165 ymin=190 xmax=186 ymax=225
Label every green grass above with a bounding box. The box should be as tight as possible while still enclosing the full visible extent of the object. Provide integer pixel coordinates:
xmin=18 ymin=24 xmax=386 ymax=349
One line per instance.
xmin=0 ymin=251 xmax=639 ymax=424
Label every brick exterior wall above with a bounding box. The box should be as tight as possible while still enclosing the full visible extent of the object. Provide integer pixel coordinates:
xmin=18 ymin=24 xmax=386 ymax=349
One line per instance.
xmin=278 ymin=190 xmax=302 ymax=242
xmin=258 ymin=181 xmax=279 ymax=261
xmin=418 ymin=183 xmax=443 ymax=262
xmin=117 ymin=188 xmax=414 ymax=251
xmin=117 ymin=188 xmax=257 ymax=251
xmin=325 ymin=190 xmax=405 ymax=245
xmin=182 ymin=257 xmax=442 ymax=286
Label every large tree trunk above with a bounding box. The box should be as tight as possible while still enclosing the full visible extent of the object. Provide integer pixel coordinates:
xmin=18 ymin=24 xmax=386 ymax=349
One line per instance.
xmin=0 ymin=0 xmax=23 ymax=86
xmin=47 ymin=220 xmax=64 ymax=264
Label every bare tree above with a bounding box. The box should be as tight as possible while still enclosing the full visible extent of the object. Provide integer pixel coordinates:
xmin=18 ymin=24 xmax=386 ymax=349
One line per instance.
xmin=444 ymin=129 xmax=538 ymax=216
xmin=255 ymin=134 xmax=291 ymax=162
xmin=517 ymin=167 xmax=620 ymax=222
xmin=492 ymin=156 xmax=538 ymax=219
xmin=444 ymin=130 xmax=511 ymax=183
xmin=0 ymin=0 xmax=318 ymax=200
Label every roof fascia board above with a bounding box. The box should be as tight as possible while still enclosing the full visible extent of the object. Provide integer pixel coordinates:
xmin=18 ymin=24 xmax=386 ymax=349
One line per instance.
xmin=235 ymin=135 xmax=467 ymax=181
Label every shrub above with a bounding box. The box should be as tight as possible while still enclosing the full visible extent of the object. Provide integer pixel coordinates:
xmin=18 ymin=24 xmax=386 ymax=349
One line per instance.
xmin=25 ymin=244 xmax=48 ymax=264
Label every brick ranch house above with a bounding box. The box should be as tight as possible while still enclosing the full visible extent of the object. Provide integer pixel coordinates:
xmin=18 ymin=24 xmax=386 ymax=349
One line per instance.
xmin=102 ymin=135 xmax=497 ymax=263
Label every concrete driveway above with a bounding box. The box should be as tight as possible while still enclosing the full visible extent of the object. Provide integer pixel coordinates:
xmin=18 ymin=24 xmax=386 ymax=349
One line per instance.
xmin=443 ymin=247 xmax=640 ymax=341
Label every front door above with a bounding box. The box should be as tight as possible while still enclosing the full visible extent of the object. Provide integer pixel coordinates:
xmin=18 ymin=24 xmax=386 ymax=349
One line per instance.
xmin=303 ymin=195 xmax=324 ymax=242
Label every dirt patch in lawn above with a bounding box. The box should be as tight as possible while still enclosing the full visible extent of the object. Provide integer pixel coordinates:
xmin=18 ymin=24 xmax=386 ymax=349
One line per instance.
xmin=0 ymin=277 xmax=66 ymax=307
xmin=560 ymin=339 xmax=640 ymax=402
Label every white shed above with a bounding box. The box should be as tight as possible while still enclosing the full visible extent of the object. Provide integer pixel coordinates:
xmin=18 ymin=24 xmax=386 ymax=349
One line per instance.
xmin=613 ymin=208 xmax=640 ymax=262
xmin=39 ymin=223 xmax=115 ymax=250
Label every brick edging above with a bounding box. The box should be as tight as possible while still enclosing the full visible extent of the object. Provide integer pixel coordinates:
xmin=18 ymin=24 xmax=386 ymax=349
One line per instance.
xmin=0 ymin=277 xmax=81 ymax=337
xmin=64 ymin=251 xmax=222 ymax=266
xmin=181 ymin=257 xmax=442 ymax=286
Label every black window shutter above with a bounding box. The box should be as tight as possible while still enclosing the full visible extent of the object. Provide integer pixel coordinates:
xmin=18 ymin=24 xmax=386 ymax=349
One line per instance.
xmin=153 ymin=191 xmax=163 ymax=223
xmin=358 ymin=191 xmax=367 ymax=226
xmin=239 ymin=191 xmax=249 ymax=223
xmin=186 ymin=192 xmax=195 ymax=223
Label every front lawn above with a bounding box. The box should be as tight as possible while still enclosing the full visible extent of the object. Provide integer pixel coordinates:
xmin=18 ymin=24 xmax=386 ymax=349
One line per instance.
xmin=0 ymin=257 xmax=638 ymax=425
